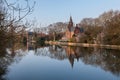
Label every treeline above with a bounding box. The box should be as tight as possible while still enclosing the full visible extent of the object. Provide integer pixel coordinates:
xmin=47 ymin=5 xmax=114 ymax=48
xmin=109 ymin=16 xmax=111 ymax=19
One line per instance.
xmin=34 ymin=22 xmax=68 ymax=42
xmin=77 ymin=10 xmax=120 ymax=45
xmin=47 ymin=22 xmax=68 ymax=41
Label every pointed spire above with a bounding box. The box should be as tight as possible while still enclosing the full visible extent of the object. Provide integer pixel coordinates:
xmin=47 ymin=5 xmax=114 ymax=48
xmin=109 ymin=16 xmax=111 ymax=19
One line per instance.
xmin=68 ymin=54 xmax=74 ymax=68
xmin=70 ymin=16 xmax=73 ymax=23
xmin=69 ymin=16 xmax=73 ymax=26
xmin=68 ymin=16 xmax=73 ymax=30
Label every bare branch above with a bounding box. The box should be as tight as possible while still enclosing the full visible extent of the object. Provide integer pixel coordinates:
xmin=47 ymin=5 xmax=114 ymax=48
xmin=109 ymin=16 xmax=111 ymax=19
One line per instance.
xmin=4 ymin=0 xmax=36 ymax=22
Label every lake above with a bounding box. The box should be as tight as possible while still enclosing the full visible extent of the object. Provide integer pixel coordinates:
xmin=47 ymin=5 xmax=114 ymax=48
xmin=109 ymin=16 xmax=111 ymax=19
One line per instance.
xmin=0 ymin=45 xmax=120 ymax=80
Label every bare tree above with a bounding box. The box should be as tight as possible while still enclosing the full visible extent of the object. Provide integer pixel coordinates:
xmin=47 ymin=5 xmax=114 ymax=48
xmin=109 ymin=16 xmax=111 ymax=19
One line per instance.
xmin=0 ymin=0 xmax=36 ymax=53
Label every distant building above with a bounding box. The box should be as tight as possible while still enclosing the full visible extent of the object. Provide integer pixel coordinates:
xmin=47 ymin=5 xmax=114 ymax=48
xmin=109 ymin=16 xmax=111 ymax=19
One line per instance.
xmin=27 ymin=32 xmax=34 ymax=43
xmin=65 ymin=16 xmax=74 ymax=40
xmin=62 ymin=16 xmax=84 ymax=42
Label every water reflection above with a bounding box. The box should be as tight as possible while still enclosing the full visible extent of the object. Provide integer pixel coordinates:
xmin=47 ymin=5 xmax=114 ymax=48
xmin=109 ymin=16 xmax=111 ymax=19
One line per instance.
xmin=0 ymin=44 xmax=120 ymax=80
xmin=0 ymin=43 xmax=27 ymax=80
xmin=43 ymin=46 xmax=120 ymax=76
xmin=0 ymin=42 xmax=41 ymax=80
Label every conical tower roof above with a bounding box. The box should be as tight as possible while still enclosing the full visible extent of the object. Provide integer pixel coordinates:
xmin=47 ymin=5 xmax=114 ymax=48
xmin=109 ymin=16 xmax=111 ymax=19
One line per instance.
xmin=68 ymin=16 xmax=73 ymax=31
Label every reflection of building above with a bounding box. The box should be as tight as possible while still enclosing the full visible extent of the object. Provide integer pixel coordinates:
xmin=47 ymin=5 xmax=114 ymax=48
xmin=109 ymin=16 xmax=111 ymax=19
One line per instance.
xmin=64 ymin=46 xmax=81 ymax=68
xmin=65 ymin=46 xmax=75 ymax=67
xmin=27 ymin=42 xmax=37 ymax=52
xmin=26 ymin=32 xmax=37 ymax=51
xmin=48 ymin=45 xmax=82 ymax=68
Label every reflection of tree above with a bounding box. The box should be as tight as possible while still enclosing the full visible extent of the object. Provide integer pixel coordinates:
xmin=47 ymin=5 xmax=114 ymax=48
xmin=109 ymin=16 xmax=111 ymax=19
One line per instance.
xmin=0 ymin=53 xmax=13 ymax=80
xmin=0 ymin=45 xmax=28 ymax=80
xmin=49 ymin=46 xmax=67 ymax=60
xmin=101 ymin=49 xmax=120 ymax=76
xmin=35 ymin=46 xmax=67 ymax=60
xmin=34 ymin=47 xmax=49 ymax=56
xmin=79 ymin=48 xmax=120 ymax=77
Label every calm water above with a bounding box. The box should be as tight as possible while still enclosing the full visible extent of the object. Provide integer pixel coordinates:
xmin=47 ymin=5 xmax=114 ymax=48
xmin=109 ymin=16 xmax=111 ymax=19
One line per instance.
xmin=0 ymin=45 xmax=120 ymax=80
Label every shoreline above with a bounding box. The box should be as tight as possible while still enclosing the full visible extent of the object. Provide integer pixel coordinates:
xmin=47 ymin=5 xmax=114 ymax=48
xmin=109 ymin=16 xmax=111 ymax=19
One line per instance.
xmin=45 ymin=41 xmax=120 ymax=50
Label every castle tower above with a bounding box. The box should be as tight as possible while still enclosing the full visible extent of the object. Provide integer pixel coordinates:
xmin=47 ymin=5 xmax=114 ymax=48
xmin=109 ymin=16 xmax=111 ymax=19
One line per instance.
xmin=68 ymin=54 xmax=74 ymax=68
xmin=68 ymin=16 xmax=73 ymax=30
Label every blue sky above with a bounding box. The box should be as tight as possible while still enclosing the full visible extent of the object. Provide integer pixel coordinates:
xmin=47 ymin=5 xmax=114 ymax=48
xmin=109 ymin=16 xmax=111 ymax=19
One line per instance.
xmin=9 ymin=0 xmax=120 ymax=27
